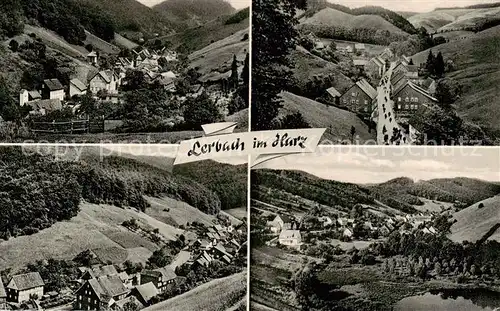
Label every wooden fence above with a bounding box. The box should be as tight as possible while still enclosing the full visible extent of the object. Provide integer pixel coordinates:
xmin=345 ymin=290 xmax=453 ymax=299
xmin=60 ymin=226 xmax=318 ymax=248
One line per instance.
xmin=31 ymin=118 xmax=105 ymax=134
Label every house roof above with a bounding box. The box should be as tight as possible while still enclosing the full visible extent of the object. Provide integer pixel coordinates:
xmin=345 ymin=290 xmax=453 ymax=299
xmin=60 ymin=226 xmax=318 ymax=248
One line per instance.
xmin=142 ymin=267 xmax=176 ymax=282
xmin=87 ymin=275 xmax=128 ymax=301
xmin=356 ymin=79 xmax=377 ymax=99
xmin=28 ymin=90 xmax=41 ymax=99
xmin=7 ymin=272 xmax=44 ymax=291
xmin=0 ymin=279 xmax=6 ymax=298
xmin=87 ymin=51 xmax=97 ymax=57
xmin=196 ymin=251 xmax=213 ymax=267
xmin=134 ymin=282 xmax=158 ymax=302
xmin=161 ymin=71 xmax=176 ymax=79
xmin=92 ymin=70 xmax=115 ymax=84
xmin=279 ymin=230 xmax=301 ymax=240
xmin=43 ymin=79 xmax=64 ymax=91
xmin=391 ymin=71 xmax=408 ymax=87
xmin=70 ymin=78 xmax=87 ymax=91
xmin=28 ymin=99 xmax=62 ymax=111
xmin=326 ymin=87 xmax=341 ymax=97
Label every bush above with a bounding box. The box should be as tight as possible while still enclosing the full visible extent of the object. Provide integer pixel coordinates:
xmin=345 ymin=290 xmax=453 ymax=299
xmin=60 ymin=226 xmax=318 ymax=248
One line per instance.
xmin=478 ymin=203 xmax=485 ymax=209
xmin=183 ymin=92 xmax=222 ymax=130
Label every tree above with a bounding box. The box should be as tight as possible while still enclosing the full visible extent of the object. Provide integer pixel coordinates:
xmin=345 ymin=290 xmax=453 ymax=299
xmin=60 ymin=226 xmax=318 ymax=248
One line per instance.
xmin=183 ymin=92 xmax=222 ymax=129
xmin=123 ymin=301 xmax=139 ymax=311
xmin=252 ymin=0 xmax=303 ymax=130
xmin=350 ymin=126 xmax=356 ymax=143
xmin=9 ymin=39 xmax=19 ymax=52
xmin=435 ymin=52 xmax=445 ymax=77
xmin=278 ymin=111 xmax=311 ymax=129
xmin=409 ymin=58 xmax=414 ymax=65
xmin=147 ymin=247 xmax=173 ymax=268
xmin=426 ymin=50 xmax=435 ymax=76
xmin=123 ymin=70 xmax=147 ymax=91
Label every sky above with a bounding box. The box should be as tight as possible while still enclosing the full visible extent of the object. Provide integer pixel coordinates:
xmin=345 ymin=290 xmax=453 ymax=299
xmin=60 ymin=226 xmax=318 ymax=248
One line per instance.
xmin=102 ymin=144 xmax=248 ymax=166
xmin=326 ymin=0 xmax=498 ymax=13
xmin=138 ymin=0 xmax=249 ymax=10
xmin=252 ymin=146 xmax=500 ymax=184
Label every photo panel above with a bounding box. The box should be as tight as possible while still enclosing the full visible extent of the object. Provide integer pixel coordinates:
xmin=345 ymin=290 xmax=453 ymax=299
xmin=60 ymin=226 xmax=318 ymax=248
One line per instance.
xmin=0 ymin=0 xmax=250 ymax=143
xmin=0 ymin=144 xmax=248 ymax=310
xmin=251 ymin=0 xmax=500 ymax=146
xmin=250 ymin=146 xmax=500 ymax=311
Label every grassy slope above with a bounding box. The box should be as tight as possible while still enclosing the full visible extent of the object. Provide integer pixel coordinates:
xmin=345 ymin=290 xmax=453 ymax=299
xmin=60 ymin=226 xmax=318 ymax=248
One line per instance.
xmin=188 ymin=27 xmax=248 ymax=76
xmin=439 ymin=7 xmax=500 ymax=32
xmin=161 ymin=9 xmax=249 ymax=53
xmin=301 ymin=7 xmax=408 ymax=34
xmin=412 ymin=25 xmax=500 ymax=136
xmin=84 ymin=30 xmax=120 ymax=54
xmin=145 ymin=196 xmax=216 ymax=227
xmin=279 ymin=92 xmax=375 ymax=143
xmin=143 ymin=272 xmax=246 ymax=311
xmin=450 ymin=195 xmax=500 ymax=243
xmin=0 ymin=203 xmax=167 ymax=271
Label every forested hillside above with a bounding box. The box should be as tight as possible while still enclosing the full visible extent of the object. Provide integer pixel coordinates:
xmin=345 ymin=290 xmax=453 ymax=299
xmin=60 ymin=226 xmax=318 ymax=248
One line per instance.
xmin=153 ymin=0 xmax=235 ymax=24
xmin=0 ymin=147 xmax=221 ymax=240
xmin=174 ymin=160 xmax=247 ymax=210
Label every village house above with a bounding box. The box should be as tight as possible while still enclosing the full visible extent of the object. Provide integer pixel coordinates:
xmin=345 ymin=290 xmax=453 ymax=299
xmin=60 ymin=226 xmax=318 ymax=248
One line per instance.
xmin=393 ymin=81 xmax=438 ymax=114
xmin=267 ymin=214 xmax=293 ymax=233
xmin=6 ymin=272 xmax=45 ymax=303
xmin=339 ymin=79 xmax=377 ymax=114
xmin=131 ymin=282 xmax=158 ymax=307
xmin=379 ymin=48 xmax=394 ymax=61
xmin=390 ymin=71 xmax=409 ymax=92
xmin=41 ymin=79 xmax=65 ymax=101
xmin=210 ymin=243 xmax=233 ymax=264
xmin=279 ymin=230 xmax=302 ymax=249
xmin=140 ymin=267 xmax=176 ymax=294
xmin=353 ymin=59 xmax=368 ymax=69
xmin=354 ymin=43 xmax=366 ymax=52
xmin=75 ymin=275 xmax=129 ymax=311
xmin=367 ymin=57 xmax=386 ymax=78
xmin=80 ymin=265 xmax=118 ymax=282
xmin=69 ymin=78 xmax=87 ymax=98
xmin=326 ymin=86 xmax=341 ymax=105
xmin=194 ymin=251 xmax=214 ymax=268
xmin=87 ymin=51 xmax=98 ymax=66
xmin=343 ymin=228 xmax=354 ymax=238
xmin=89 ymin=70 xmax=120 ymax=95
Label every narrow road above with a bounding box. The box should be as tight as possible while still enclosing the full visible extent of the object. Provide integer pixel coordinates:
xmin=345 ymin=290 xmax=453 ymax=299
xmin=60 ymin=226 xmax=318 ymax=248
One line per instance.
xmin=375 ymin=62 xmax=411 ymax=145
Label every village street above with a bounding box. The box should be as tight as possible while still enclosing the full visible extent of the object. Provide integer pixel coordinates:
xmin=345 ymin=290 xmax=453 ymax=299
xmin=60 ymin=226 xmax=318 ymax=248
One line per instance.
xmin=375 ymin=62 xmax=411 ymax=145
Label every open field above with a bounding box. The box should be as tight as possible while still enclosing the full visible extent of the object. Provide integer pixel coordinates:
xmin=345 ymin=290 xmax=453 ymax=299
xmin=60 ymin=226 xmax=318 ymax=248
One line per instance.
xmin=143 ymin=272 xmax=246 ymax=311
xmin=84 ymin=30 xmax=120 ymax=54
xmin=0 ymin=202 xmax=185 ymax=271
xmin=279 ymin=92 xmax=375 ymax=144
xmin=412 ymin=198 xmax=454 ymax=213
xmin=439 ymin=7 xmax=500 ymax=32
xmin=408 ymin=8 xmax=478 ymax=32
xmin=224 ymin=207 xmax=247 ymax=220
xmin=23 ymin=25 xmax=88 ymax=58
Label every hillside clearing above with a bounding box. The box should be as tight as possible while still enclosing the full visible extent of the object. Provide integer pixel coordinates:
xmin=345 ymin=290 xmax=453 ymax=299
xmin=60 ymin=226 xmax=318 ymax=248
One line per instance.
xmin=224 ymin=207 xmax=247 ymax=220
xmin=142 ymin=272 xmax=246 ymax=311
xmin=145 ymin=196 xmax=216 ymax=227
xmin=408 ymin=9 xmax=477 ymax=32
xmin=279 ymin=92 xmax=375 ymax=144
xmin=449 ymin=195 xmax=500 ymax=243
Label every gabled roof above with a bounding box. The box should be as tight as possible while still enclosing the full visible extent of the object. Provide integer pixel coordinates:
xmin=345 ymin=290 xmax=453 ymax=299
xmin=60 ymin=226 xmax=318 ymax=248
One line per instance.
xmin=28 ymin=99 xmax=62 ymax=111
xmin=43 ymin=79 xmax=64 ymax=91
xmin=355 ymin=79 xmax=377 ymax=99
xmin=134 ymin=282 xmax=158 ymax=302
xmin=0 ymin=279 xmax=6 ymax=298
xmin=28 ymin=90 xmax=41 ymax=99
xmin=394 ymin=81 xmax=438 ymax=102
xmin=7 ymin=272 xmax=44 ymax=291
xmin=141 ymin=267 xmax=176 ymax=282
xmin=70 ymin=78 xmax=87 ymax=91
xmin=391 ymin=71 xmax=408 ymax=87
xmin=279 ymin=230 xmax=301 ymax=240
xmin=196 ymin=251 xmax=213 ymax=267
xmin=86 ymin=275 xmax=128 ymax=301
xmin=326 ymin=87 xmax=341 ymax=97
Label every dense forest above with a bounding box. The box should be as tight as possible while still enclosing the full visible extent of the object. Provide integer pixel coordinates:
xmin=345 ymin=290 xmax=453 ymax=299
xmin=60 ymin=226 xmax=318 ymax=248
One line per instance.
xmin=298 ymin=24 xmax=409 ymax=46
xmin=436 ymin=2 xmax=500 ymax=10
xmin=174 ymin=160 xmax=247 ymax=210
xmin=0 ymin=147 xmax=221 ymax=240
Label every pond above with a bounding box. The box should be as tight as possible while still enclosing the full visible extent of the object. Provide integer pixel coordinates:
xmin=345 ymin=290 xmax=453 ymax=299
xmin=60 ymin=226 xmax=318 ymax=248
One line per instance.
xmin=395 ymin=288 xmax=500 ymax=311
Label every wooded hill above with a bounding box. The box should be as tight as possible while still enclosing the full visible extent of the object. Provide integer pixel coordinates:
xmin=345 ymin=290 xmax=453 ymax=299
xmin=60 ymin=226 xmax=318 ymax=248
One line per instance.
xmin=153 ymin=0 xmax=236 ymax=27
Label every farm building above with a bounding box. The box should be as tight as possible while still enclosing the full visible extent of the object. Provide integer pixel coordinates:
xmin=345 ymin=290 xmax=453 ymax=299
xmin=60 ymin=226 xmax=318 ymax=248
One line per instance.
xmin=393 ymin=81 xmax=438 ymax=114
xmin=366 ymin=57 xmax=386 ymax=78
xmin=41 ymin=79 xmax=65 ymax=101
xmin=89 ymin=70 xmax=120 ymax=94
xmin=6 ymin=272 xmax=45 ymax=303
xmin=75 ymin=275 xmax=129 ymax=310
xmin=339 ymin=79 xmax=377 ymax=114
xmin=140 ymin=267 xmax=177 ymax=294
xmin=69 ymin=78 xmax=87 ymax=98
xmin=279 ymin=230 xmax=302 ymax=249
xmin=267 ymin=214 xmax=293 ymax=233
